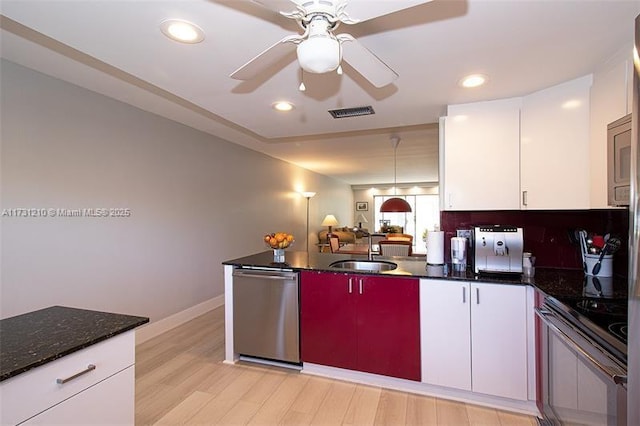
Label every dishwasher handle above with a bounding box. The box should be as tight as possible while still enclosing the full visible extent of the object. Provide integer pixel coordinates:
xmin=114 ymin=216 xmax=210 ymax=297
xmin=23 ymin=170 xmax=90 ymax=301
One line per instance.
xmin=233 ymin=270 xmax=298 ymax=281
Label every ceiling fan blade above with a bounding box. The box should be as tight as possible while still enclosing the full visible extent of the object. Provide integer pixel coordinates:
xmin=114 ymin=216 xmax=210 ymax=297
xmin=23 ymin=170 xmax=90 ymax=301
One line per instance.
xmin=230 ymin=36 xmax=298 ymax=80
xmin=250 ymin=0 xmax=303 ymax=14
xmin=340 ymin=35 xmax=398 ymax=88
xmin=341 ymin=0 xmax=433 ymax=23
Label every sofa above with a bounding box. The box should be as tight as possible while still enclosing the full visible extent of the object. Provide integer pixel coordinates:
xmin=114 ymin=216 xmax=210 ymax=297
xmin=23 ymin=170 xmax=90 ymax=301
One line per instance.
xmin=318 ymin=227 xmax=356 ymax=244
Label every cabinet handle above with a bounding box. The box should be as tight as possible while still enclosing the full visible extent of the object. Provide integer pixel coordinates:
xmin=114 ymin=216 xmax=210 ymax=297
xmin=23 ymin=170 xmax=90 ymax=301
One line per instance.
xmin=522 ymin=190 xmax=528 ymax=206
xmin=462 ymin=287 xmax=466 ymax=303
xmin=56 ymin=364 xmax=96 ymax=384
xmin=348 ymin=277 xmax=353 ymax=294
xmin=359 ymin=279 xmax=363 ymax=294
xmin=476 ymin=288 xmax=480 ymax=304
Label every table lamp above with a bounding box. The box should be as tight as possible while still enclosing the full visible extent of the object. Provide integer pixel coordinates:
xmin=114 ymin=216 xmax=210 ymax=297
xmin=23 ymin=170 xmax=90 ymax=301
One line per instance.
xmin=321 ymin=214 xmax=339 ymax=242
xmin=356 ymin=213 xmax=368 ymax=229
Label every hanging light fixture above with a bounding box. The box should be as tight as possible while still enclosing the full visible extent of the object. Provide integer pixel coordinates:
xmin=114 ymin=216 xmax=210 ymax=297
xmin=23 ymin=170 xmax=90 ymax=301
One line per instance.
xmin=380 ymin=136 xmax=412 ymax=213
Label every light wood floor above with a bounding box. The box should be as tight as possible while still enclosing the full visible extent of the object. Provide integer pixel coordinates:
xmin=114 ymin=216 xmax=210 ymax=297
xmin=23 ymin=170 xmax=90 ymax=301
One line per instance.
xmin=135 ymin=306 xmax=538 ymax=425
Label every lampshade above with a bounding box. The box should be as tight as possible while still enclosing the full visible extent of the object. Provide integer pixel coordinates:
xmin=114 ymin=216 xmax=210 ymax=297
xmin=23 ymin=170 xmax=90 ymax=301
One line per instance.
xmin=296 ymin=16 xmax=341 ymax=74
xmin=297 ymin=36 xmax=341 ymax=74
xmin=380 ymin=197 xmax=412 ymax=213
xmin=356 ymin=213 xmax=368 ymax=223
xmin=321 ymin=214 xmax=339 ymax=227
xmin=301 ymin=191 xmax=316 ymax=198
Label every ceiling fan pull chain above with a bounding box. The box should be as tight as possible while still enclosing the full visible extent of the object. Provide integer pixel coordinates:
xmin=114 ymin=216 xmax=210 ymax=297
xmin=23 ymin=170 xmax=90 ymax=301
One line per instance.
xmin=299 ymin=69 xmax=306 ymax=91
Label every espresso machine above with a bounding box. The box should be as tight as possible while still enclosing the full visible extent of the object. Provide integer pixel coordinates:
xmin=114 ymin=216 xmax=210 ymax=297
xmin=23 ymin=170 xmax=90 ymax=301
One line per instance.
xmin=472 ymin=225 xmax=524 ymax=274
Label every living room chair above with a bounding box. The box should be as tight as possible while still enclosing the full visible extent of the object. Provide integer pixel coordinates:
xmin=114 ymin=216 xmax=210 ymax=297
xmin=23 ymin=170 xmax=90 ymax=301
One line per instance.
xmin=378 ymin=240 xmax=412 ymax=257
xmin=329 ymin=236 xmax=341 ymax=253
xmin=386 ymin=233 xmax=414 ymax=243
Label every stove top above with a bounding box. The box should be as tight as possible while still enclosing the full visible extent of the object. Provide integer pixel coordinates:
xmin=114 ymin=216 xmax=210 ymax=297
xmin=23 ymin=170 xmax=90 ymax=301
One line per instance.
xmin=548 ymin=294 xmax=627 ymax=363
xmin=572 ymin=298 xmax=628 ymax=344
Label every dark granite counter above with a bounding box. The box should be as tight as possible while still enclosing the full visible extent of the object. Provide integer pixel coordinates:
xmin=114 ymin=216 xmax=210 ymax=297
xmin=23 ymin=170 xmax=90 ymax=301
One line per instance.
xmin=0 ymin=306 xmax=149 ymax=382
xmin=223 ymin=250 xmax=628 ymax=299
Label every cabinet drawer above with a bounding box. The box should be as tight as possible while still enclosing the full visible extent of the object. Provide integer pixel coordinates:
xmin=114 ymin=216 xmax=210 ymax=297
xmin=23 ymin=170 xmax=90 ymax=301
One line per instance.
xmin=22 ymin=366 xmax=134 ymax=425
xmin=1 ymin=331 xmax=135 ymax=425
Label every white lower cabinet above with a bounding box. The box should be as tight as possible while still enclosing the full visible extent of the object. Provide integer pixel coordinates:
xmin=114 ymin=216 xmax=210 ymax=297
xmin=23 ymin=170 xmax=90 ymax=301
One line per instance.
xmin=23 ymin=366 xmax=134 ymax=425
xmin=0 ymin=331 xmax=136 ymax=425
xmin=420 ymin=279 xmax=528 ymax=401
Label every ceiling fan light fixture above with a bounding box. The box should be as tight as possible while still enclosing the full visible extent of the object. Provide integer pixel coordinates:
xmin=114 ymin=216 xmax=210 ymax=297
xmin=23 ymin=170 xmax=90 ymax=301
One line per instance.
xmin=297 ymin=36 xmax=341 ymax=73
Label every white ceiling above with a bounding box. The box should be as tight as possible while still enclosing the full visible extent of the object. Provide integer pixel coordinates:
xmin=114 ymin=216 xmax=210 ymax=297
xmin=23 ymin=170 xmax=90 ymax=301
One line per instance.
xmin=1 ymin=0 xmax=638 ymax=185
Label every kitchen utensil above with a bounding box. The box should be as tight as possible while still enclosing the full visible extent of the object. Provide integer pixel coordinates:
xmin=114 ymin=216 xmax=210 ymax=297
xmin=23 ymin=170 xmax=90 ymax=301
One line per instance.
xmin=592 ymin=235 xmax=605 ymax=249
xmin=592 ymin=237 xmax=621 ymax=275
xmin=578 ymin=229 xmax=588 ymax=273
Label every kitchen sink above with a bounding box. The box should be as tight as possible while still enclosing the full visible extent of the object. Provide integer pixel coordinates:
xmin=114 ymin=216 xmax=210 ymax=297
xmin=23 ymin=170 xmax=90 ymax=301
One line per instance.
xmin=329 ymin=260 xmax=398 ymax=272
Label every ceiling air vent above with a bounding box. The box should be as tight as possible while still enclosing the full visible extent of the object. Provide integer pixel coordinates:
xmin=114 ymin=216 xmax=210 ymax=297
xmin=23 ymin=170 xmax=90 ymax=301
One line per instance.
xmin=328 ymin=106 xmax=375 ymax=119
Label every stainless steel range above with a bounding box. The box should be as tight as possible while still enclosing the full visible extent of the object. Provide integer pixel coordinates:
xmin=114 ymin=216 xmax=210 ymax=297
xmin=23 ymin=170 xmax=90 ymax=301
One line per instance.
xmin=536 ymin=287 xmax=627 ymax=425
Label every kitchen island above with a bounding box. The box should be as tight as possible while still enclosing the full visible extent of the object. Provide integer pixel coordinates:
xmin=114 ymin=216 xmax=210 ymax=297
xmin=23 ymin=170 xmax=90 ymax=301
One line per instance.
xmin=0 ymin=306 xmax=148 ymax=425
xmin=223 ymin=250 xmax=627 ymax=419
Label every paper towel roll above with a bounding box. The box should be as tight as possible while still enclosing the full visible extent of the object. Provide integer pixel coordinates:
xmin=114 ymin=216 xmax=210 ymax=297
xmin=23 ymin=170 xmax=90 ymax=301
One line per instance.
xmin=426 ymin=231 xmax=444 ymax=265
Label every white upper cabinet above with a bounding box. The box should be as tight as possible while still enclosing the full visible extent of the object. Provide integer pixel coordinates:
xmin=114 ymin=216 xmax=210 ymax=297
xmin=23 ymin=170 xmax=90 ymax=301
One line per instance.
xmin=441 ymin=75 xmax=594 ymax=211
xmin=441 ymin=98 xmax=522 ymax=211
xmin=520 ymin=75 xmax=592 ymax=209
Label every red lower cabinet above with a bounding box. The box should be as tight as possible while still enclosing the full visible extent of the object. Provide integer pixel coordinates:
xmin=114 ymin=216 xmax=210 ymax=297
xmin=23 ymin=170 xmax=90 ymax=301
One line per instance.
xmin=299 ymin=271 xmax=358 ymax=371
xmin=300 ymin=271 xmax=420 ymax=381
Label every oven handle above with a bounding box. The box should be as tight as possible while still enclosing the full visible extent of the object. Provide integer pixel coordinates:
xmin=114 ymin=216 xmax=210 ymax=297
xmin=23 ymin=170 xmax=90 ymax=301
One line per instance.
xmin=535 ymin=307 xmax=627 ymax=386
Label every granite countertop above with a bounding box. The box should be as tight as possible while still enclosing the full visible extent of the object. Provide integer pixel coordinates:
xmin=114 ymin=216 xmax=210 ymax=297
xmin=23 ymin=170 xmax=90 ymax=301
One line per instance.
xmin=0 ymin=306 xmax=149 ymax=382
xmin=223 ymin=250 xmax=629 ymax=300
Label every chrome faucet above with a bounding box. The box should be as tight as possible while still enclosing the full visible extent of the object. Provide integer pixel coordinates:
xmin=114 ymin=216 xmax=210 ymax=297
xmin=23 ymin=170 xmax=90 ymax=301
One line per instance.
xmin=366 ymin=233 xmax=373 ymax=261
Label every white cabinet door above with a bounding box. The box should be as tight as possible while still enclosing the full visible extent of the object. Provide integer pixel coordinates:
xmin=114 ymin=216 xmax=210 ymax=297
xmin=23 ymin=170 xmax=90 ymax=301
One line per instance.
xmin=23 ymin=366 xmax=135 ymax=425
xmin=521 ymin=75 xmax=592 ymax=209
xmin=420 ymin=279 xmax=471 ymax=390
xmin=470 ymin=283 xmax=528 ymax=401
xmin=442 ymin=98 xmax=521 ymax=210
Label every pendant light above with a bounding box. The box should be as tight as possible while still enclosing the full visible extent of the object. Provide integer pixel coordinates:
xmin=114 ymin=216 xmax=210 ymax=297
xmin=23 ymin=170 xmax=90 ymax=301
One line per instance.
xmin=380 ymin=136 xmax=412 ymax=213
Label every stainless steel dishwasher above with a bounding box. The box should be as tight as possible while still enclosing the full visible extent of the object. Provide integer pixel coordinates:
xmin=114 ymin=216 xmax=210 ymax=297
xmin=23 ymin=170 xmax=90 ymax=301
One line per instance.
xmin=232 ymin=267 xmax=300 ymax=365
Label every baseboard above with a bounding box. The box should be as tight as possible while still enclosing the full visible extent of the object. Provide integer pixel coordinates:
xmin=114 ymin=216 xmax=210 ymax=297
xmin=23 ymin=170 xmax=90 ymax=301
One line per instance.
xmin=302 ymin=363 xmax=540 ymax=418
xmin=135 ymin=295 xmax=224 ymax=344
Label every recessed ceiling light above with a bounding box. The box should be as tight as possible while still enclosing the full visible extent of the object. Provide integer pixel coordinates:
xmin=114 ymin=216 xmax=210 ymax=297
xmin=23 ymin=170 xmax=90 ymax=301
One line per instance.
xmin=562 ymin=99 xmax=581 ymax=109
xmin=273 ymin=101 xmax=294 ymax=112
xmin=459 ymin=74 xmax=488 ymax=88
xmin=160 ymin=19 xmax=205 ymax=44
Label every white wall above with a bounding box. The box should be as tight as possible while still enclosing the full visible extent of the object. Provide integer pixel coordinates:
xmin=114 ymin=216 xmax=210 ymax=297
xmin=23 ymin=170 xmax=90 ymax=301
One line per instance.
xmin=0 ymin=60 xmax=352 ymax=321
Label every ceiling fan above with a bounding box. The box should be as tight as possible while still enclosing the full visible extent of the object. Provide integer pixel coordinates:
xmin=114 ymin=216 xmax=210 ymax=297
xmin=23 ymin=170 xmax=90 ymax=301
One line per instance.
xmin=229 ymin=0 xmax=432 ymax=88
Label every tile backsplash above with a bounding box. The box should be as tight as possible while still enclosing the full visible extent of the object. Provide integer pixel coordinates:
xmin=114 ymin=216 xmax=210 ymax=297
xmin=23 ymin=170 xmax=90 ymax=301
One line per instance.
xmin=440 ymin=209 xmax=629 ymax=275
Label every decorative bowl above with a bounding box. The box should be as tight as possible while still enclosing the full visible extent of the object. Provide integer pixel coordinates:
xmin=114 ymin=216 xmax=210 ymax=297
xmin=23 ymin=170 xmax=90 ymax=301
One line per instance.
xmin=263 ymin=232 xmax=294 ymax=262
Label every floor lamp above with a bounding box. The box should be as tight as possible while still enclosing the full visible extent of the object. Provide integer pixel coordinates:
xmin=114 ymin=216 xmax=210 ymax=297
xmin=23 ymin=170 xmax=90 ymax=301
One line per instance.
xmin=301 ymin=192 xmax=316 ymax=254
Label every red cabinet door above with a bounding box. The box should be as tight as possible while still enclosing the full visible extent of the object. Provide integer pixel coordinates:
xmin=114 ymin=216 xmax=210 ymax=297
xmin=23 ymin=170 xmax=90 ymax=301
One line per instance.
xmin=355 ymin=276 xmax=421 ymax=381
xmin=300 ymin=271 xmax=357 ymax=370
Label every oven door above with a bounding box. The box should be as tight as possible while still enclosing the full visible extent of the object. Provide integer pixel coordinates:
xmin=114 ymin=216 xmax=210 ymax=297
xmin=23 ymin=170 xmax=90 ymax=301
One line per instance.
xmin=536 ymin=306 xmax=627 ymax=425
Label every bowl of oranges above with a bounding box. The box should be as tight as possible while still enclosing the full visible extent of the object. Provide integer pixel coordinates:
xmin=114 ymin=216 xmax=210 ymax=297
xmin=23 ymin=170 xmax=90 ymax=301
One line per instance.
xmin=264 ymin=232 xmax=294 ymax=262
